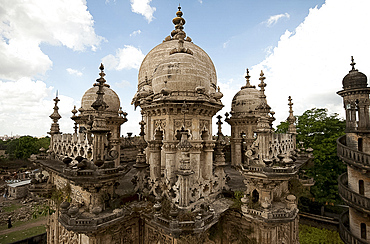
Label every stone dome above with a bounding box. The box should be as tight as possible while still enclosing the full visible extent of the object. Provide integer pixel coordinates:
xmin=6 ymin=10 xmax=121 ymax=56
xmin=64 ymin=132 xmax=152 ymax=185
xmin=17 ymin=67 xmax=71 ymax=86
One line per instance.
xmin=138 ymin=40 xmax=217 ymax=94
xmin=343 ymin=70 xmax=367 ymax=89
xmin=231 ymin=86 xmax=261 ymax=115
xmin=342 ymin=57 xmax=368 ymax=89
xmin=81 ymin=86 xmax=120 ymax=113
xmin=151 ymin=48 xmax=212 ymax=96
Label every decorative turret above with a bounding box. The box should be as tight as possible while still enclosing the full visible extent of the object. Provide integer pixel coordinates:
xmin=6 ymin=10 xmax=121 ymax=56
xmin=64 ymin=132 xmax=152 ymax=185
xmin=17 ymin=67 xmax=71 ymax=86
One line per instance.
xmin=338 ymin=56 xmax=370 ymax=134
xmin=287 ymin=96 xmax=297 ymax=145
xmin=49 ymin=92 xmax=62 ymax=136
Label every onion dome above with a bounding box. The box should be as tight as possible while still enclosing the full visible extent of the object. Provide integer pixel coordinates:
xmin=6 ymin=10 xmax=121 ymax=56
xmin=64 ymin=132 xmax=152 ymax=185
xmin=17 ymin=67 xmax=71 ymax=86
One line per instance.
xmin=133 ymin=6 xmax=218 ymax=106
xmin=342 ymin=56 xmax=367 ymax=89
xmin=231 ymin=69 xmax=262 ymax=117
xmin=81 ymin=64 xmax=120 ymax=114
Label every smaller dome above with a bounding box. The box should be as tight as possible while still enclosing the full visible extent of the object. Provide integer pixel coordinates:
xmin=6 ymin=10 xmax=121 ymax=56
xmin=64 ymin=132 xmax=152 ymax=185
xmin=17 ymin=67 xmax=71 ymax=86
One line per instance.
xmin=81 ymin=86 xmax=120 ymax=113
xmin=343 ymin=70 xmax=367 ymax=89
xmin=342 ymin=56 xmax=368 ymax=89
xmin=231 ymin=87 xmax=261 ymax=115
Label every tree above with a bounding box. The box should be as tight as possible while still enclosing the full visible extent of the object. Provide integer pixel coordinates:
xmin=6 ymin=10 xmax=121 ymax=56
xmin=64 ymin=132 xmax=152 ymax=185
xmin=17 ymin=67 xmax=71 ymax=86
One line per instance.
xmin=276 ymin=108 xmax=346 ymax=204
xmin=4 ymin=136 xmax=50 ymax=160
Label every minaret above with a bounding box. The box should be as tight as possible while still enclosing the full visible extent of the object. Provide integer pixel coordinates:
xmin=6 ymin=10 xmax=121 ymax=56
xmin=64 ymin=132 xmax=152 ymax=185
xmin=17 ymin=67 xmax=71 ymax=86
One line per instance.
xmin=337 ymin=57 xmax=370 ymax=243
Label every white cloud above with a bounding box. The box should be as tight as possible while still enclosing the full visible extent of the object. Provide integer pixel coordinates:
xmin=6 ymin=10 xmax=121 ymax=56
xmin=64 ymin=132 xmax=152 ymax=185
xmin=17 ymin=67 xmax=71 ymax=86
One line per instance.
xmin=223 ymin=40 xmax=230 ymax=49
xmin=130 ymin=0 xmax=156 ymax=23
xmin=102 ymin=45 xmax=145 ymax=70
xmin=0 ymin=78 xmax=78 ymax=136
xmin=115 ymin=80 xmax=132 ymax=89
xmin=249 ymin=0 xmax=370 ymax=126
xmin=264 ymin=13 xmax=290 ymax=27
xmin=66 ymin=68 xmax=83 ymax=76
xmin=0 ymin=0 xmax=104 ymax=81
xmin=130 ymin=30 xmax=142 ymax=37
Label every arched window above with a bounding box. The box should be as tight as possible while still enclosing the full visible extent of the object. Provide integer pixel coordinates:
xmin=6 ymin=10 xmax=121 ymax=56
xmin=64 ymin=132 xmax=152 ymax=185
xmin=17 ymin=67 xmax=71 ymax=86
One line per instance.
xmin=358 ymin=138 xmax=363 ymax=152
xmin=252 ymin=189 xmax=259 ymax=203
xmin=359 ymin=180 xmax=365 ymax=195
xmin=361 ymin=223 xmax=367 ymax=239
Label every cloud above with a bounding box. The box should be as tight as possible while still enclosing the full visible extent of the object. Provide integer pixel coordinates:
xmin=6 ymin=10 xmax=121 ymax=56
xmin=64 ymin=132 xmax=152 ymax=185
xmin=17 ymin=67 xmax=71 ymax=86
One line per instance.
xmin=249 ymin=0 xmax=370 ymax=126
xmin=0 ymin=78 xmax=78 ymax=136
xmin=264 ymin=13 xmax=290 ymax=27
xmin=115 ymin=80 xmax=132 ymax=89
xmin=130 ymin=30 xmax=142 ymax=37
xmin=66 ymin=68 xmax=83 ymax=76
xmin=0 ymin=0 xmax=104 ymax=81
xmin=223 ymin=40 xmax=230 ymax=49
xmin=102 ymin=45 xmax=145 ymax=70
xmin=130 ymin=0 xmax=156 ymax=23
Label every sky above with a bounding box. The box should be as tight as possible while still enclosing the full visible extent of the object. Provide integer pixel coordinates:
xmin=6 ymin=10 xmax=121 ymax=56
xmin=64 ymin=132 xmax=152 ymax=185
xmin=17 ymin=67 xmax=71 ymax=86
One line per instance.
xmin=0 ymin=0 xmax=369 ymax=137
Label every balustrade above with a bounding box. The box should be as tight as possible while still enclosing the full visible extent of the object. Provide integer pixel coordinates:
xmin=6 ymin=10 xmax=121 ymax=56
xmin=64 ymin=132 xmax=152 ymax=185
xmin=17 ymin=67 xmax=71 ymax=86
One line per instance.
xmin=338 ymin=173 xmax=370 ymax=214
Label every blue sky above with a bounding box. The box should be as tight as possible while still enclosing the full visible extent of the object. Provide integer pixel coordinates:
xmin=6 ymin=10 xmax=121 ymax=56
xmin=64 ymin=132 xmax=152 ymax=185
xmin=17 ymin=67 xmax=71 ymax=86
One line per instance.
xmin=0 ymin=0 xmax=369 ymax=137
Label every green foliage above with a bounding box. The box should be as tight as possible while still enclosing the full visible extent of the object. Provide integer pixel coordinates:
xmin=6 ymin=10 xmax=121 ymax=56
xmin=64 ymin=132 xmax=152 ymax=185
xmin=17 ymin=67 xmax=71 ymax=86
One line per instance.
xmin=276 ymin=108 xmax=346 ymax=204
xmin=3 ymin=136 xmax=50 ymax=159
xmin=3 ymin=204 xmax=22 ymax=212
xmin=51 ymin=183 xmax=72 ymax=207
xmin=32 ymin=203 xmax=55 ymax=219
xmin=231 ymin=190 xmax=244 ymax=210
xmin=299 ymin=224 xmax=343 ymax=244
xmin=0 ymin=225 xmax=46 ymax=243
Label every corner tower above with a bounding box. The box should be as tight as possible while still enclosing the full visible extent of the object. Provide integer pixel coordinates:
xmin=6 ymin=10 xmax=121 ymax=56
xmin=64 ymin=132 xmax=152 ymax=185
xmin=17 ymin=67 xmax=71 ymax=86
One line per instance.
xmin=337 ymin=57 xmax=370 ymax=243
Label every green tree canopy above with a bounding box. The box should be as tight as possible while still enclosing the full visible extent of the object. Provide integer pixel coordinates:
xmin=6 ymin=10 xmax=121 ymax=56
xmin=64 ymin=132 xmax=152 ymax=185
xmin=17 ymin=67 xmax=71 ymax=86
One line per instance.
xmin=4 ymin=136 xmax=50 ymax=159
xmin=276 ymin=108 xmax=346 ymax=204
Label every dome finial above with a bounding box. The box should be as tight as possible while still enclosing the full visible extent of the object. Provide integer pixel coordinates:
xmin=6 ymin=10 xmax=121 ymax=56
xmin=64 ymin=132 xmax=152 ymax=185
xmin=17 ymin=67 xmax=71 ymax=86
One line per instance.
xmin=241 ymin=68 xmax=254 ymax=88
xmin=350 ymin=56 xmax=357 ymax=71
xmin=258 ymin=70 xmax=267 ymax=96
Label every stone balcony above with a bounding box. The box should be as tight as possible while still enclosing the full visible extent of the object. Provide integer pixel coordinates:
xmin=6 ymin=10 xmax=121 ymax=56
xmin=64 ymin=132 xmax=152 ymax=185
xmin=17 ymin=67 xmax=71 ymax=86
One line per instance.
xmin=241 ymin=205 xmax=298 ymax=223
xmin=339 ymin=210 xmax=368 ymax=244
xmin=338 ymin=173 xmax=370 ymax=214
xmin=337 ymin=135 xmax=370 ymax=171
xmin=59 ymin=206 xmax=133 ymax=234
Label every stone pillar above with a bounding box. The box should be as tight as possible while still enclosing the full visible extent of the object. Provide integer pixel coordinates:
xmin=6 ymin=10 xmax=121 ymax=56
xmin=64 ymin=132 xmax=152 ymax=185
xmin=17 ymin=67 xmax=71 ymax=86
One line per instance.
xmin=202 ymin=141 xmax=214 ymax=180
xmin=149 ymin=140 xmax=162 ymax=181
xmin=231 ymin=138 xmax=242 ymax=166
xmin=163 ymin=141 xmax=177 ymax=183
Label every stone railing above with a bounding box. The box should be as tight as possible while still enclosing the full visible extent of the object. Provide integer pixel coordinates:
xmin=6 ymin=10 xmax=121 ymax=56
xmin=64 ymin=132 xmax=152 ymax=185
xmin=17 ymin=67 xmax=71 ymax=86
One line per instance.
xmin=337 ymin=135 xmax=370 ymax=170
xmin=241 ymin=205 xmax=298 ymax=222
xmin=269 ymin=134 xmax=295 ymax=159
xmin=339 ymin=210 xmax=367 ymax=244
xmin=52 ymin=133 xmax=93 ymax=161
xmin=242 ymin=165 xmax=297 ymax=176
xmin=59 ymin=209 xmax=127 ymax=233
xmin=338 ymin=173 xmax=370 ymax=214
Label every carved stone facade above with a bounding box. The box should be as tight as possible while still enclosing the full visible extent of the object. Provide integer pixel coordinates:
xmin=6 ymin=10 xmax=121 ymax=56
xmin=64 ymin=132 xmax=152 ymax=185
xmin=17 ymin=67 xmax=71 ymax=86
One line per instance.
xmin=29 ymin=6 xmax=313 ymax=244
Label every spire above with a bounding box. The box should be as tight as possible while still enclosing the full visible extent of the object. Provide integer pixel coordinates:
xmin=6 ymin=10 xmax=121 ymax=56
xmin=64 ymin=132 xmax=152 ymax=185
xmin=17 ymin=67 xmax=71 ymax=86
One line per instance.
xmin=171 ymin=5 xmax=187 ymax=40
xmin=258 ymin=70 xmax=267 ymax=97
xmin=241 ymin=68 xmax=255 ymax=89
xmin=350 ymin=56 xmax=358 ymax=72
xmin=134 ymin=112 xmax=148 ymax=167
xmin=49 ymin=93 xmax=61 ymax=135
xmin=91 ymin=64 xmax=108 ymax=112
xmin=71 ymin=105 xmax=78 ymax=134
xmin=287 ymin=96 xmax=296 ymax=133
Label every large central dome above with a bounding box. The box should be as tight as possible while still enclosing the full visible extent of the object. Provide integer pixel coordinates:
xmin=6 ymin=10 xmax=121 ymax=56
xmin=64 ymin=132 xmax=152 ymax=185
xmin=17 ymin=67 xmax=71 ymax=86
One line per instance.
xmin=133 ymin=6 xmax=222 ymax=107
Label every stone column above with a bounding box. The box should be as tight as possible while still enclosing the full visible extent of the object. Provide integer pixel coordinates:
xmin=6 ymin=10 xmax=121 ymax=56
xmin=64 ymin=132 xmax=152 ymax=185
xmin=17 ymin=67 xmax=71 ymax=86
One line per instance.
xmin=163 ymin=141 xmax=177 ymax=183
xmin=202 ymin=141 xmax=214 ymax=180
xmin=148 ymin=140 xmax=162 ymax=181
